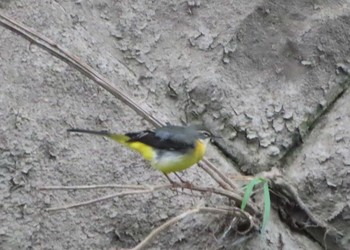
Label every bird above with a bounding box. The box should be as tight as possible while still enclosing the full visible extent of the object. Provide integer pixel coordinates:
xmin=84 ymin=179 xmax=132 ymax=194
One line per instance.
xmin=67 ymin=125 xmax=212 ymax=183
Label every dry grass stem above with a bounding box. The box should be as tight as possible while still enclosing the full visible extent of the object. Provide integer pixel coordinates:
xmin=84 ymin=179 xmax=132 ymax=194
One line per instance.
xmin=43 ymin=183 xmax=260 ymax=215
xmin=128 ymin=206 xmax=254 ymax=250
xmin=45 ymin=185 xmax=172 ymax=212
xmin=37 ymin=184 xmax=149 ymax=191
xmin=200 ymin=161 xmax=237 ymax=190
xmin=198 ymin=163 xmax=231 ymax=190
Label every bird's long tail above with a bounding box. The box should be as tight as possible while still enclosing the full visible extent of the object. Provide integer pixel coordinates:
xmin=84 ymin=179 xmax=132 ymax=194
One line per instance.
xmin=67 ymin=129 xmax=130 ymax=144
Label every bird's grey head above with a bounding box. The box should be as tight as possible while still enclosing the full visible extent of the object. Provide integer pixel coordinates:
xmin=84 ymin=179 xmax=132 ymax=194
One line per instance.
xmin=197 ymin=130 xmax=212 ymax=140
xmin=156 ymin=124 xmax=215 ymax=145
xmin=195 ymin=129 xmax=213 ymax=146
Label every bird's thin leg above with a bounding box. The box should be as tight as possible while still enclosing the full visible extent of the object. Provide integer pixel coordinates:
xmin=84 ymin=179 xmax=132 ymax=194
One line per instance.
xmin=163 ymin=173 xmax=181 ymax=195
xmin=174 ymin=172 xmax=193 ymax=190
xmin=164 ymin=173 xmax=176 ymax=185
xmin=174 ymin=172 xmax=187 ymax=183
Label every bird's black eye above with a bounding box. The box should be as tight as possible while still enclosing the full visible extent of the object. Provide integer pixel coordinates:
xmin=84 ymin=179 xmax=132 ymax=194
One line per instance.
xmin=199 ymin=130 xmax=212 ymax=139
xmin=205 ymin=131 xmax=211 ymax=137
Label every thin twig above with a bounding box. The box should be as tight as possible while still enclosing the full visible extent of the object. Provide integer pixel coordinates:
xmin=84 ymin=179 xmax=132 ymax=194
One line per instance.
xmin=44 ymin=183 xmax=260 ymax=215
xmin=45 ymin=185 xmax=171 ymax=212
xmin=190 ymin=185 xmax=259 ymax=215
xmin=128 ymin=206 xmax=254 ymax=250
xmin=200 ymin=160 xmax=237 ymax=190
xmin=0 ymin=12 xmax=236 ymax=191
xmin=228 ymin=175 xmax=254 ymax=181
xmin=272 ymin=177 xmax=329 ymax=228
xmin=37 ymin=184 xmax=149 ymax=191
xmin=198 ymin=162 xmax=239 ymax=192
xmin=129 ymin=208 xmax=200 ymax=250
xmin=198 ymin=163 xmax=230 ymax=190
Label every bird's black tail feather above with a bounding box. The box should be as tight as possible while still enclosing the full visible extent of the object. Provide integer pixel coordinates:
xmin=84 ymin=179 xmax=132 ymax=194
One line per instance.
xmin=67 ymin=129 xmax=111 ymax=136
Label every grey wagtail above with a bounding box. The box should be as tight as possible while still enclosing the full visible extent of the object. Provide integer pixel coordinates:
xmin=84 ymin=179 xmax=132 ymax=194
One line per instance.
xmin=67 ymin=125 xmax=212 ymax=182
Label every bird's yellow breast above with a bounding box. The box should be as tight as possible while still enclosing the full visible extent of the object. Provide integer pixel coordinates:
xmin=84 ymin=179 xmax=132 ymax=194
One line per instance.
xmin=151 ymin=139 xmax=207 ymax=174
xmin=194 ymin=139 xmax=207 ymax=161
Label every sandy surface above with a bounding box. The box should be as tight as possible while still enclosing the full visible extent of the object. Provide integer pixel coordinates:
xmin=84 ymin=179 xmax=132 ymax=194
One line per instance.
xmin=1 ymin=0 xmax=349 ymax=249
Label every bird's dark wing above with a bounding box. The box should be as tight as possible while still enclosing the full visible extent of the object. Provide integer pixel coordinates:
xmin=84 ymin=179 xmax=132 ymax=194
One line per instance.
xmin=126 ymin=130 xmax=194 ymax=152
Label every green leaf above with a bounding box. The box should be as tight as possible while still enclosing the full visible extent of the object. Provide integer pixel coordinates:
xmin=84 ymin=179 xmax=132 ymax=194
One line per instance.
xmin=241 ymin=177 xmax=262 ymax=211
xmin=240 ymin=177 xmax=271 ymax=232
xmin=261 ymin=181 xmax=271 ymax=232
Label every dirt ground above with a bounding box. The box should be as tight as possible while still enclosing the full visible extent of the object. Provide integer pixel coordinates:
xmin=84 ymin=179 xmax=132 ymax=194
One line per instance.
xmin=1 ymin=0 xmax=350 ymax=249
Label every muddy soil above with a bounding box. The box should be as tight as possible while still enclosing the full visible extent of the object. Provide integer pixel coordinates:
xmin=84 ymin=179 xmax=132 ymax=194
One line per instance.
xmin=1 ymin=0 xmax=349 ymax=249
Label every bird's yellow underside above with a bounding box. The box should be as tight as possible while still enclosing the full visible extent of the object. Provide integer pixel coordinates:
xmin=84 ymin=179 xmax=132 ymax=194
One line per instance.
xmin=152 ymin=140 xmax=206 ymax=174
xmin=108 ymin=133 xmax=206 ymax=174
